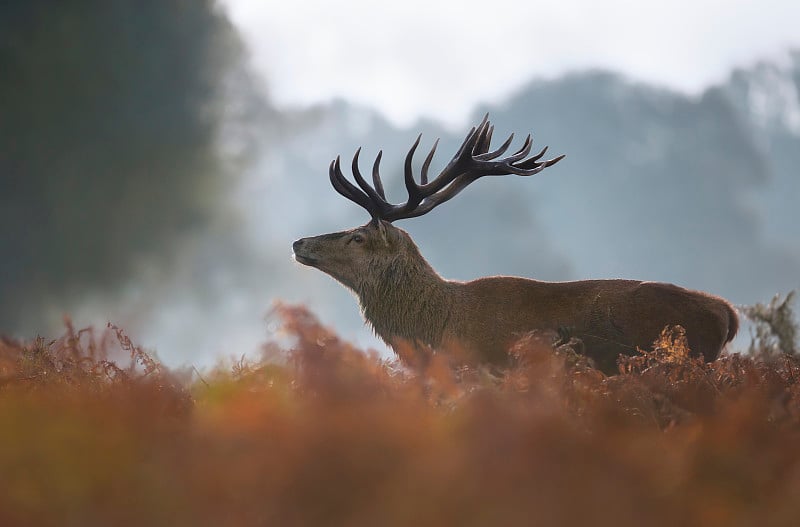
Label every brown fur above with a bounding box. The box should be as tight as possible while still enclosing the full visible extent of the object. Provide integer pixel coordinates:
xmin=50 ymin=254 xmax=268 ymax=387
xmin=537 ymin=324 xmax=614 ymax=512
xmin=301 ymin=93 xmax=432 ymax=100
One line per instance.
xmin=293 ymin=220 xmax=738 ymax=374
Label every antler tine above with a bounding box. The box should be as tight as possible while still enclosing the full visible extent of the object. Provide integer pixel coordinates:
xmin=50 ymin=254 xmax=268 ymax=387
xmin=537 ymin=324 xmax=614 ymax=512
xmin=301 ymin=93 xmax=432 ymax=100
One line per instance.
xmin=420 ymin=138 xmax=439 ymax=185
xmin=514 ymin=146 xmax=549 ymax=169
xmin=530 ymin=145 xmax=549 ymax=162
xmin=351 ymin=148 xmax=390 ymax=206
xmin=485 ymin=125 xmax=494 ymax=151
xmin=504 ymin=134 xmax=533 ymax=164
xmin=515 ymin=150 xmax=566 ymax=172
xmin=474 ymin=132 xmax=514 ymax=161
xmin=403 ymin=134 xmax=425 ymax=209
xmin=420 ymin=122 xmax=485 ymax=196
xmin=329 ymin=157 xmax=378 ymax=218
xmin=544 ymin=154 xmax=566 ymax=167
xmin=450 ymin=125 xmax=478 ymax=164
xmin=371 ymin=151 xmax=386 ymax=199
xmin=473 ymin=124 xmax=494 ymax=156
xmin=450 ymin=114 xmax=489 ymax=167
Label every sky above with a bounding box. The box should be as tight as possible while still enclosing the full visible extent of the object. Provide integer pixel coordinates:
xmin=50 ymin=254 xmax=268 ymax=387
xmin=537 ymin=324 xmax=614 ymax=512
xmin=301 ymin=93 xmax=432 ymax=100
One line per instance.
xmin=224 ymin=0 xmax=800 ymax=128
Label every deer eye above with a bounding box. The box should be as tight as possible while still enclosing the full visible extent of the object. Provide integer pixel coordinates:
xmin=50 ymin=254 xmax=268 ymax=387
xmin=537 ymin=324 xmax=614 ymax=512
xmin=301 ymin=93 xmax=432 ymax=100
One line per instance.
xmin=351 ymin=234 xmax=365 ymax=244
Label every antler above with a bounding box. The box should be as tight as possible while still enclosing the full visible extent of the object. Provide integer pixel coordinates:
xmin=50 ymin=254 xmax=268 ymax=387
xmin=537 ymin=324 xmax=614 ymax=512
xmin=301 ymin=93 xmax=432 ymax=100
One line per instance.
xmin=329 ymin=114 xmax=565 ymax=223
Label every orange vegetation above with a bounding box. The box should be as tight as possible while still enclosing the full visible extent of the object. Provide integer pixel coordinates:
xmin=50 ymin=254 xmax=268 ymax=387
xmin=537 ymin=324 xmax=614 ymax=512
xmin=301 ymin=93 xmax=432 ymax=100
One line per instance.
xmin=1 ymin=305 xmax=799 ymax=527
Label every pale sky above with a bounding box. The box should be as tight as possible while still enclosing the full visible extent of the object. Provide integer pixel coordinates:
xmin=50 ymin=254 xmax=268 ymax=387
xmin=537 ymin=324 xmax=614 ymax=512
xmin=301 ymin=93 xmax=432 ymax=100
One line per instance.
xmin=223 ymin=0 xmax=800 ymax=128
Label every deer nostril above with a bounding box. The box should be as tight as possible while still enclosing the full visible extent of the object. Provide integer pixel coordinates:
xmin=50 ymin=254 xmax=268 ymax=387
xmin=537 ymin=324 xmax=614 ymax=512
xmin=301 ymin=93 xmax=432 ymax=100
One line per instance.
xmin=292 ymin=239 xmax=305 ymax=252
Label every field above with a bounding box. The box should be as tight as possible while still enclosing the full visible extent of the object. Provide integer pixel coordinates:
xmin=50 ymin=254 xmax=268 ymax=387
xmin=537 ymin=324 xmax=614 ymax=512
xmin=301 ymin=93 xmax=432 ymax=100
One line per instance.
xmin=1 ymin=300 xmax=799 ymax=527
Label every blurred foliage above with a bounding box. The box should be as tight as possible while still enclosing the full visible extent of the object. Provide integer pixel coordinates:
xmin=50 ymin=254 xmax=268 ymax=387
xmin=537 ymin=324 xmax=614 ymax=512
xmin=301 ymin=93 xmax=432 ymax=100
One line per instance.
xmin=1 ymin=305 xmax=800 ymax=526
xmin=742 ymin=291 xmax=798 ymax=357
xmin=0 ymin=1 xmax=247 ymax=329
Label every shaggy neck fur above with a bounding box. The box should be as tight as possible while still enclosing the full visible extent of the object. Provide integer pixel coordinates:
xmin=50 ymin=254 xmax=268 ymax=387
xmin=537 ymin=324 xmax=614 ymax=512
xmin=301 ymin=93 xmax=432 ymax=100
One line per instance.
xmin=354 ymin=245 xmax=452 ymax=348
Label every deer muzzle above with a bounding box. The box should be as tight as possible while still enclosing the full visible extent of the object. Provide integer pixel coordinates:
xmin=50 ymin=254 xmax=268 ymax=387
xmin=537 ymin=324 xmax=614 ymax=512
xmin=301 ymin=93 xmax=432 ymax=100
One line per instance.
xmin=292 ymin=238 xmax=319 ymax=266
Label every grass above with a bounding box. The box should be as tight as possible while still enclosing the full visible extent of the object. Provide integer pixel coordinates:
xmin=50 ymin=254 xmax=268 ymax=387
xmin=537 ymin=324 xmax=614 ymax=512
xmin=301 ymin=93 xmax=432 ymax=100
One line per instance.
xmin=0 ymin=302 xmax=799 ymax=526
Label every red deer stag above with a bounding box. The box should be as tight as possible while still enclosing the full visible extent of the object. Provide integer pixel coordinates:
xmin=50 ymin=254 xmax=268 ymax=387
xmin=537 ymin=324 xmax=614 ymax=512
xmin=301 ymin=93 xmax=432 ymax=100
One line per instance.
xmin=292 ymin=115 xmax=738 ymax=373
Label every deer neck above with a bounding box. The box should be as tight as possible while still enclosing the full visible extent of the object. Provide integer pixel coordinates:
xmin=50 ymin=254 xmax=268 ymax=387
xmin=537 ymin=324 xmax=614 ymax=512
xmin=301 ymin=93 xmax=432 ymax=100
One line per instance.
xmin=355 ymin=253 xmax=451 ymax=348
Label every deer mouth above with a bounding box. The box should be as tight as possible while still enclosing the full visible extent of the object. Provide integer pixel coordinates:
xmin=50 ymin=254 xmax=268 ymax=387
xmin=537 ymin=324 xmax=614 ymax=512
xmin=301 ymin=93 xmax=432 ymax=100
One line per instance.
xmin=293 ymin=253 xmax=319 ymax=266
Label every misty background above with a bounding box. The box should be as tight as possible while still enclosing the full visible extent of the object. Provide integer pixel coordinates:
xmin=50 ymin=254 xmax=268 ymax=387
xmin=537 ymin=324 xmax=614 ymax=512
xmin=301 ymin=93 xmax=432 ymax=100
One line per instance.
xmin=1 ymin=1 xmax=798 ymax=366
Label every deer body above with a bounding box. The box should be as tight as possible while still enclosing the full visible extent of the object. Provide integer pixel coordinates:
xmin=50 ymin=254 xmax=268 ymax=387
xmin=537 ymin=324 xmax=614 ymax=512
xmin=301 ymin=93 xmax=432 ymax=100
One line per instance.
xmin=292 ymin=117 xmax=738 ymax=373
xmin=453 ymin=277 xmax=736 ymax=371
xmin=293 ymin=221 xmax=738 ymax=373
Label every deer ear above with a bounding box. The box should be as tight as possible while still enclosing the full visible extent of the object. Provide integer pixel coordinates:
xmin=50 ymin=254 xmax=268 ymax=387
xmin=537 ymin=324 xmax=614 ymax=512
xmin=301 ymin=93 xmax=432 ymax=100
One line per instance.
xmin=372 ymin=219 xmax=395 ymax=246
xmin=376 ymin=220 xmax=389 ymax=243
